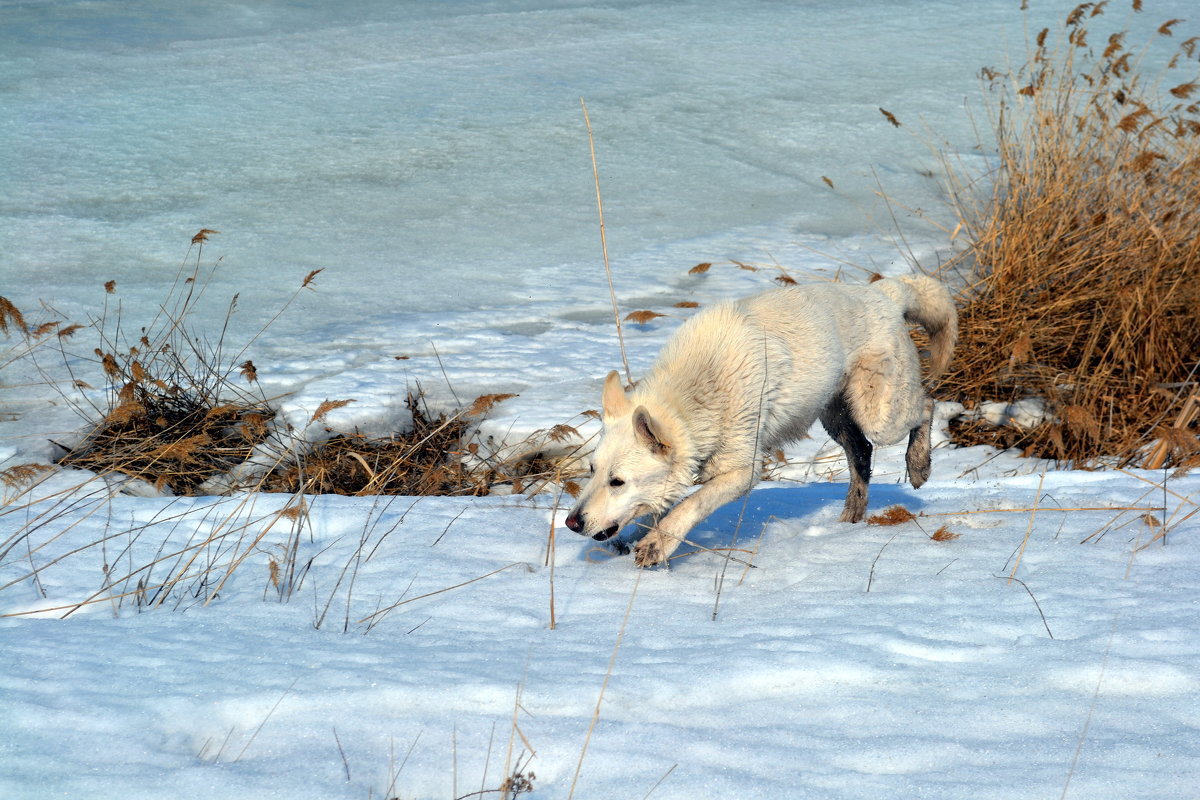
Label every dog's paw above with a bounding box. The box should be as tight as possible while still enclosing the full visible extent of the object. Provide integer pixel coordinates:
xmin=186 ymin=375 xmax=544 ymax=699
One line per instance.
xmin=907 ymin=465 xmax=931 ymax=490
xmin=839 ymin=507 xmax=865 ymax=524
xmin=633 ymin=535 xmax=664 ymax=567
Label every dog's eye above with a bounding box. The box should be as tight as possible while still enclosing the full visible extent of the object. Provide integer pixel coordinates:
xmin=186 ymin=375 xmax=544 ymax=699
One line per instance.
xmin=608 ymin=477 xmax=625 ymax=488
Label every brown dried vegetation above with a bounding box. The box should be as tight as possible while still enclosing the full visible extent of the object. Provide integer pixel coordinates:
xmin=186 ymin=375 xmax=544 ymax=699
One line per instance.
xmin=263 ymin=393 xmax=489 ymax=497
xmin=263 ymin=391 xmax=586 ymax=498
xmin=867 ymin=505 xmax=917 ymax=526
xmin=624 ymin=310 xmax=667 ymax=325
xmin=931 ymin=525 xmax=961 ymax=542
xmin=0 ymin=296 xmax=27 ymax=336
xmin=939 ymin=3 xmax=1200 ymax=468
xmin=56 ymin=232 xmax=279 ymax=494
xmin=58 ymin=372 xmax=274 ymax=495
xmin=467 ymin=392 xmax=518 ymax=417
xmin=0 ymin=462 xmax=55 ymax=489
xmin=45 ymin=230 xmax=586 ymax=499
xmin=0 ymin=295 xmax=79 ymax=374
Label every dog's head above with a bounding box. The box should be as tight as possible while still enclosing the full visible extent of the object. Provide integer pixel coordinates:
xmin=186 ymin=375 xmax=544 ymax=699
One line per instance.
xmin=564 ymin=371 xmax=686 ymax=541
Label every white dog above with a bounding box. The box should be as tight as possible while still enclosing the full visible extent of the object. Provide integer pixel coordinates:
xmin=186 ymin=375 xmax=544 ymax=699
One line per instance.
xmin=564 ymin=275 xmax=957 ymax=567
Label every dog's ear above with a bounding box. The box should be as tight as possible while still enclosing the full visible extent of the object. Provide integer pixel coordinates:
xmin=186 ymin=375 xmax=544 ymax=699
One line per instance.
xmin=601 ymin=370 xmax=631 ymax=418
xmin=632 ymin=406 xmax=670 ymax=455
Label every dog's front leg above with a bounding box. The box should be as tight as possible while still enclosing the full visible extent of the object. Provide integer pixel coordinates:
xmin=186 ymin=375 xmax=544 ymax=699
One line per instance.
xmin=634 ymin=467 xmax=756 ymax=567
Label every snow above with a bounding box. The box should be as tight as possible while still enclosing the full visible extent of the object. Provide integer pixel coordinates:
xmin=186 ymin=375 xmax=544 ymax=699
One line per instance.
xmin=2 ymin=2 xmax=1198 ymax=799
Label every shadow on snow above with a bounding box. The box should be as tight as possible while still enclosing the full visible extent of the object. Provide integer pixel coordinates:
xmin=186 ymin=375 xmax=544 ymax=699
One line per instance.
xmin=579 ymin=481 xmax=924 ymax=563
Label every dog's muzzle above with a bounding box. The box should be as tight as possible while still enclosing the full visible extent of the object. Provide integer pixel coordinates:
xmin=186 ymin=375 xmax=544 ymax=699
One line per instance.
xmin=565 ymin=510 xmax=619 ymax=541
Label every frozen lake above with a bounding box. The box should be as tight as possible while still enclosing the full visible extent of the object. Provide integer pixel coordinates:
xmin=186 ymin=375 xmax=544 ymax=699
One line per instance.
xmin=4 ymin=0 xmax=1048 ymax=328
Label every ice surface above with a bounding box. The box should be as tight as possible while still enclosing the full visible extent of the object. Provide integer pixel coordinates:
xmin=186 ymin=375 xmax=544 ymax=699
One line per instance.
xmin=3 ymin=1 xmax=1199 ymax=798
xmin=3 ymin=0 xmax=1034 ymax=328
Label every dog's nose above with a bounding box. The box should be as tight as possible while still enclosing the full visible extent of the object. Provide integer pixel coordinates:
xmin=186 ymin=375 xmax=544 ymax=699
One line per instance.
xmin=564 ymin=510 xmax=584 ymax=533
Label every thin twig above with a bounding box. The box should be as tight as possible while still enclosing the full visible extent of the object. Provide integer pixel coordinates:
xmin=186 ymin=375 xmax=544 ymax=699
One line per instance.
xmin=640 ymin=763 xmax=679 ymax=800
xmin=481 ymin=721 xmax=497 ymax=799
xmin=713 ymin=334 xmax=770 ymax=621
xmin=866 ymin=529 xmax=903 ymax=593
xmin=997 ymin=574 xmax=1053 ymax=638
xmin=356 ymin=562 xmax=529 ymax=625
xmin=1061 ymin=614 xmax=1120 ymax=799
xmin=568 ymin=568 xmax=642 ymax=799
xmin=431 ymin=507 xmax=468 ymax=547
xmin=1008 ymin=472 xmax=1046 ymax=583
xmin=234 ymin=677 xmax=299 ymax=762
xmin=922 ymin=505 xmax=1164 ymax=516
xmin=548 ymin=487 xmax=560 ymax=630
xmin=581 ymin=97 xmax=631 ymax=386
xmin=384 ymin=731 xmax=422 ymax=800
xmin=332 ymin=726 xmax=351 ymax=782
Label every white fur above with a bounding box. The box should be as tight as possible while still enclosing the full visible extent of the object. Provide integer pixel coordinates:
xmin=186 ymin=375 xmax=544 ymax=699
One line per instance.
xmin=564 ymin=275 xmax=958 ymax=567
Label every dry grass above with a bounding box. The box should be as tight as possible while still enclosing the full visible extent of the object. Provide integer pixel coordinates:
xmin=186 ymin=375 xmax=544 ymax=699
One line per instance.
xmin=2 ymin=232 xmax=590 ymax=619
xmin=261 ymin=390 xmax=588 ymax=498
xmin=867 ymin=505 xmax=918 ymax=526
xmin=52 ymin=232 xmax=277 ymax=494
xmin=59 ymin=395 xmax=273 ymax=495
xmin=930 ymin=525 xmax=961 ymax=542
xmin=866 ymin=505 xmax=960 ymax=542
xmin=43 ymin=233 xmax=587 ymax=500
xmin=937 ymin=3 xmax=1200 ymax=468
xmin=263 ymin=392 xmax=486 ymax=497
xmin=62 ymin=379 xmax=585 ymax=500
xmin=623 ymin=310 xmax=668 ymax=325
xmin=0 ymin=296 xmax=26 ymax=336
xmin=0 ymin=295 xmax=82 ymax=378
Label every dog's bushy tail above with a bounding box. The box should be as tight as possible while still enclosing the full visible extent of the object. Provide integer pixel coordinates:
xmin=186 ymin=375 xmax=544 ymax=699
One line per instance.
xmin=873 ymin=275 xmax=959 ymax=379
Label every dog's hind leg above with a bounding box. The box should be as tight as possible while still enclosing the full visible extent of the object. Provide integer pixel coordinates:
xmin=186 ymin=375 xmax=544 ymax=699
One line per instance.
xmin=819 ymin=393 xmax=872 ymax=523
xmin=905 ymin=396 xmax=935 ymax=489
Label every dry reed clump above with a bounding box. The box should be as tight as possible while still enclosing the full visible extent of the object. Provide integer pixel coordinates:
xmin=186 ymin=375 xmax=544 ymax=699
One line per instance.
xmin=59 ymin=386 xmax=273 ymax=495
xmin=938 ymin=3 xmax=1200 ymax=468
xmin=262 ymin=391 xmax=589 ymax=498
xmin=42 ymin=231 xmax=586 ymax=499
xmin=262 ymin=392 xmax=486 ymax=496
xmin=55 ymin=231 xmax=279 ymax=494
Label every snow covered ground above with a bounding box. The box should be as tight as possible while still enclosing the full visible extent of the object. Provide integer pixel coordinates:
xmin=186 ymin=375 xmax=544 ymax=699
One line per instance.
xmin=2 ymin=1 xmax=1198 ymax=798
xmin=4 ymin=446 xmax=1198 ymax=800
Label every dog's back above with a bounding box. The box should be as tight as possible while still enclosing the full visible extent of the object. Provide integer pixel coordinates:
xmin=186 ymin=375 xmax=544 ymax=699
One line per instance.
xmin=642 ymin=277 xmax=953 ymax=452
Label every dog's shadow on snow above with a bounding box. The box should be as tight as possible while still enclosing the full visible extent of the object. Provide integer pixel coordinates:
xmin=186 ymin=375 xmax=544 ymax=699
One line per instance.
xmin=593 ymin=482 xmax=925 ymax=563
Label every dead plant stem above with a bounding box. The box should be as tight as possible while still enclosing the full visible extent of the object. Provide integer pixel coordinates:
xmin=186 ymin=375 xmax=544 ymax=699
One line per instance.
xmin=581 ymin=97 xmax=632 ymax=386
xmin=356 ymin=562 xmax=529 ymax=626
xmin=567 ymin=567 xmax=641 ymax=800
xmin=1008 ymin=472 xmax=1046 ymax=583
